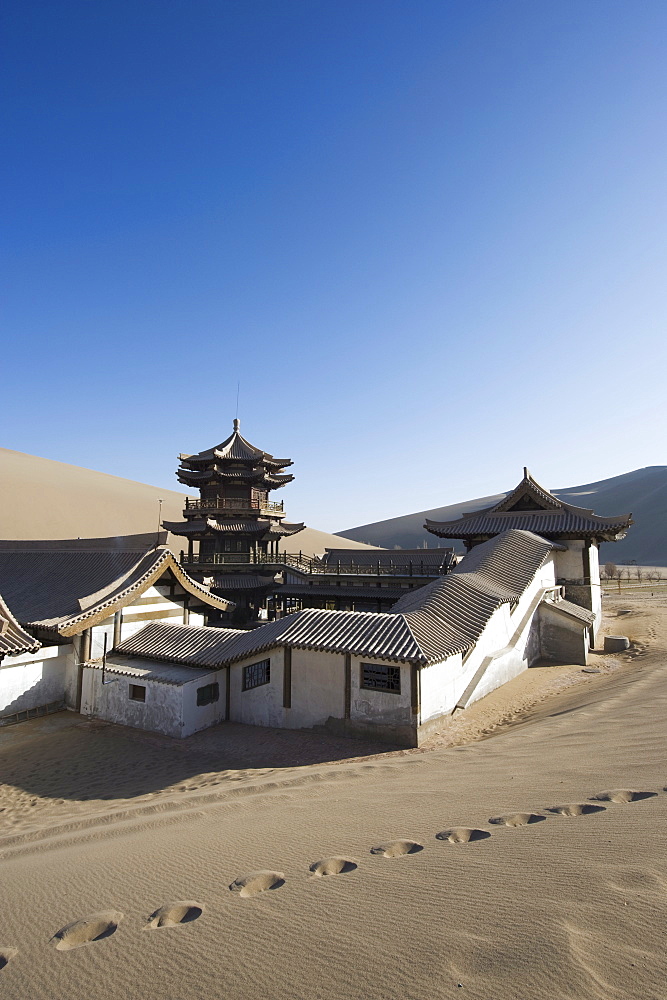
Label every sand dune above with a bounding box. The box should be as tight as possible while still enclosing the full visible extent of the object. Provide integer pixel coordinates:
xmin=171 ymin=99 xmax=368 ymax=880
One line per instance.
xmin=0 ymin=593 xmax=666 ymax=998
xmin=0 ymin=448 xmax=376 ymax=556
xmin=337 ymin=465 xmax=667 ymax=564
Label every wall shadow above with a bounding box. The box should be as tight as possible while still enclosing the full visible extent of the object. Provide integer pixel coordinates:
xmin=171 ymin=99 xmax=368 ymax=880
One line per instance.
xmin=0 ymin=712 xmax=400 ymax=805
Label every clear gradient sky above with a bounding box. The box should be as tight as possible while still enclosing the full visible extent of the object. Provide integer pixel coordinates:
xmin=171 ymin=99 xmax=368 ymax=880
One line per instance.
xmin=2 ymin=1 xmax=666 ymax=532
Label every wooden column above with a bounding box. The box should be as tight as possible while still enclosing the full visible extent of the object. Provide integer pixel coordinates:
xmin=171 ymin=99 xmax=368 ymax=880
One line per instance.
xmin=410 ymin=664 xmax=420 ymax=723
xmin=75 ymin=629 xmax=91 ymax=712
xmin=183 ymin=595 xmax=190 ymax=625
xmin=113 ymin=610 xmax=122 ymax=648
xmin=344 ymin=652 xmax=351 ymax=719
xmin=283 ymin=647 xmax=292 ymax=708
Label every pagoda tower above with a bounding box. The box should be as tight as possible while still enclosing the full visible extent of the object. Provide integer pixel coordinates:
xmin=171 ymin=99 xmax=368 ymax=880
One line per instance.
xmin=163 ymin=419 xmax=305 ymax=624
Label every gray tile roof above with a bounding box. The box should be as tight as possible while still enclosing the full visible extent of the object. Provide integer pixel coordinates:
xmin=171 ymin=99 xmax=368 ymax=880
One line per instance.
xmin=179 ymin=419 xmax=293 ymax=468
xmin=541 ymin=598 xmax=596 ymax=626
xmin=322 ymin=548 xmax=455 ymax=570
xmin=212 ymin=574 xmax=278 ymax=591
xmin=426 ymin=470 xmax=632 ymax=542
xmin=164 ymin=518 xmax=303 ymax=537
xmin=389 ymin=530 xmax=556 ymax=661
xmin=116 ymin=530 xmax=558 ymax=667
xmin=0 ymin=539 xmax=234 ymax=636
xmin=117 ymin=611 xmax=423 ymax=665
xmin=86 ymin=654 xmax=217 ymax=686
xmin=0 ymin=593 xmax=41 ymax=660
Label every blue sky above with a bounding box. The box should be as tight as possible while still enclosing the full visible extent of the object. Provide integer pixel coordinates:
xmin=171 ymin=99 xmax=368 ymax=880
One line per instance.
xmin=2 ymin=1 xmax=666 ymax=531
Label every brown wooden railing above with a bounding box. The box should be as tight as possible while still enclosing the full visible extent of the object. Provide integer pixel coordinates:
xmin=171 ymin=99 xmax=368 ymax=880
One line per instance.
xmin=180 ymin=551 xmax=450 ymax=576
xmin=184 ymin=497 xmax=284 ymax=514
xmin=182 ymin=553 xmax=253 ymax=565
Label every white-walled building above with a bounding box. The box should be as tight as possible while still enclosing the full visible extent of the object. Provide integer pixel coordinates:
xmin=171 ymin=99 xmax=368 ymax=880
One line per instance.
xmin=425 ymin=469 xmax=633 ymax=643
xmin=0 ymin=534 xmax=233 ymax=724
xmin=85 ymin=529 xmax=597 ymax=746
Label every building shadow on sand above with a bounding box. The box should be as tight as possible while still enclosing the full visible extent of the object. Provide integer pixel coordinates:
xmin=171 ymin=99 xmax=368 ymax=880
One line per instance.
xmin=0 ymin=712 xmax=399 ymax=805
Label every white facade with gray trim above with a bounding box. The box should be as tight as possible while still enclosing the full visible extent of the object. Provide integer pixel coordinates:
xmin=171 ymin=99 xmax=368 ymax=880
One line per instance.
xmin=92 ymin=530 xmax=595 ymax=746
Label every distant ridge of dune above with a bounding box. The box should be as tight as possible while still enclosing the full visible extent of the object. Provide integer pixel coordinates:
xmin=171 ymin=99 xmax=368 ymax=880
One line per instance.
xmin=336 ymin=466 xmax=667 ymax=565
xmin=0 ymin=448 xmax=375 ymax=557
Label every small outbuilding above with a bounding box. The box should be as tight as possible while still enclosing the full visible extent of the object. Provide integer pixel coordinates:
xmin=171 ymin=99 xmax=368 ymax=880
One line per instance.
xmin=81 ymin=656 xmax=225 ymax=738
xmin=0 ymin=534 xmax=233 ymax=723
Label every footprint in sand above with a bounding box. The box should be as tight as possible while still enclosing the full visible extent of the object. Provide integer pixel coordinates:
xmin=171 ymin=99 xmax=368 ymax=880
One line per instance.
xmin=590 ymin=789 xmax=657 ymax=804
xmin=229 ymin=871 xmax=285 ymax=898
xmin=0 ymin=948 xmax=18 ymax=971
xmin=145 ymin=902 xmax=203 ymax=929
xmin=488 ymin=813 xmax=545 ymax=827
xmin=546 ymin=804 xmax=606 ymax=817
xmin=370 ymin=840 xmax=423 ymax=858
xmin=51 ymin=911 xmax=123 ymax=951
xmin=435 ymin=827 xmax=491 ymax=844
xmin=309 ymin=857 xmax=358 ymax=876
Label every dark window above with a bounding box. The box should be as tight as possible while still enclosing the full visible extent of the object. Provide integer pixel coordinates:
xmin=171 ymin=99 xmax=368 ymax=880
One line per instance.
xmin=360 ymin=663 xmax=401 ymax=694
xmin=197 ymin=682 xmax=219 ymax=706
xmin=129 ymin=683 xmax=146 ymax=702
xmin=243 ymin=659 xmax=270 ymax=691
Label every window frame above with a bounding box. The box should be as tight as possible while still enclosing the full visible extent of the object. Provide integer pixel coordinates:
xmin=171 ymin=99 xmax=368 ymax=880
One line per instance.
xmin=129 ymin=683 xmax=146 ymax=703
xmin=359 ymin=662 xmax=402 ymax=695
xmin=242 ymin=658 xmax=271 ymax=691
xmin=196 ymin=682 xmax=220 ymax=706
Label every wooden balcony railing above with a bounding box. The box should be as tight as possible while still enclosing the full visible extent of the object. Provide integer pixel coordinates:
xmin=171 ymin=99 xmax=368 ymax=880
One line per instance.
xmin=180 ymin=551 xmax=450 ymax=576
xmin=184 ymin=497 xmax=284 ymax=514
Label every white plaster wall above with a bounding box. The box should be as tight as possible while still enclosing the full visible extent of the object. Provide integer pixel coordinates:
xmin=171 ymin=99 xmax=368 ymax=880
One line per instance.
xmin=116 ymin=586 xmax=187 ymax=644
xmin=416 ymin=554 xmax=557 ymax=722
xmin=588 ymin=543 xmax=601 ymax=585
xmin=0 ymin=644 xmax=74 ymax=715
xmin=118 ymin=585 xmax=187 ymax=640
xmin=65 ymin=637 xmax=83 ymax=708
xmin=419 ymin=653 xmax=463 ymax=724
xmin=81 ymin=669 xmax=183 ymax=738
xmin=288 ymin=648 xmax=345 ymax=729
xmin=182 ymin=671 xmax=225 ymax=736
xmin=588 ymin=545 xmax=602 ymax=634
xmin=466 ymin=556 xmax=555 ymax=705
xmin=229 ymin=651 xmax=285 ymax=727
xmin=350 ymin=657 xmax=412 ymax=727
xmin=555 ymin=541 xmax=585 ymax=582
xmin=91 ymin=619 xmax=115 ymax=659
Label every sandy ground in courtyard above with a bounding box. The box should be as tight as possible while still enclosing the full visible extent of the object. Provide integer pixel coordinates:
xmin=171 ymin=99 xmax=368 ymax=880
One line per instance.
xmin=0 ymin=593 xmax=666 ymax=999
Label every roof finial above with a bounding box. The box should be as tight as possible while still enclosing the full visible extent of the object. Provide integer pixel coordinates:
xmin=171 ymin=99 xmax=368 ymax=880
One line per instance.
xmin=233 ymin=417 xmax=240 ymax=432
xmin=524 ymin=466 xmax=530 ymax=480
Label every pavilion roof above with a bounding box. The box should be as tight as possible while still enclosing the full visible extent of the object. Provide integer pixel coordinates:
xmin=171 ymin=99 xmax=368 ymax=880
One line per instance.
xmin=163 ymin=518 xmax=304 ymax=538
xmin=425 ymin=469 xmax=632 ymax=542
xmin=178 ymin=419 xmax=293 ymax=468
xmin=0 ymin=536 xmax=234 ymax=637
xmin=322 ymin=548 xmax=455 ymax=570
xmin=176 ymin=467 xmax=294 ymax=489
xmin=0 ymin=592 xmax=41 ymax=660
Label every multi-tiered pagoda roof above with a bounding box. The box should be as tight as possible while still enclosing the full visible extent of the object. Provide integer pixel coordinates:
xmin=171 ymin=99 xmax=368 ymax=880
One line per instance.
xmin=175 ymin=420 xmax=295 ymax=490
xmin=163 ymin=420 xmax=305 ymax=542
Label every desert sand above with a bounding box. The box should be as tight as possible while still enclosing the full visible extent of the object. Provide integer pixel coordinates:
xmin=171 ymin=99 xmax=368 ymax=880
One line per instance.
xmin=0 ymin=592 xmax=666 ymax=999
xmin=0 ymin=448 xmax=377 ymax=556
